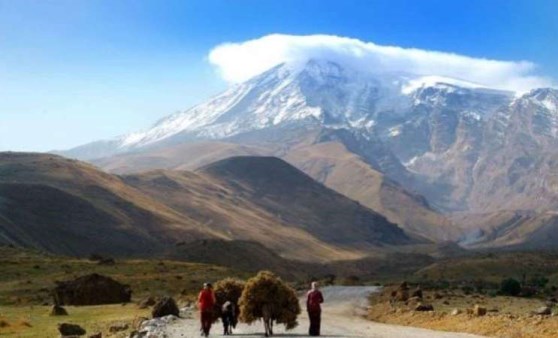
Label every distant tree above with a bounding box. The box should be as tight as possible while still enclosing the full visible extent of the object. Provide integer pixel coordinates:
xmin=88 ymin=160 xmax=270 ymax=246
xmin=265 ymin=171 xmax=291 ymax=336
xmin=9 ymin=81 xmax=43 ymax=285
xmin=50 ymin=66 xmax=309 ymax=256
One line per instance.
xmin=239 ymin=271 xmax=300 ymax=336
xmin=212 ymin=278 xmax=245 ymax=323
xmin=500 ymin=278 xmax=521 ymax=296
xmin=529 ymin=275 xmax=550 ymax=289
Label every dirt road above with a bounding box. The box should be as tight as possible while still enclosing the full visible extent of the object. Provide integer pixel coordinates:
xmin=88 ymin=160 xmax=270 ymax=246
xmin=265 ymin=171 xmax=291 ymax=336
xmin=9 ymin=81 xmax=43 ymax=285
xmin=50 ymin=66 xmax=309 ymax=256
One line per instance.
xmin=162 ymin=286 xmax=485 ymax=337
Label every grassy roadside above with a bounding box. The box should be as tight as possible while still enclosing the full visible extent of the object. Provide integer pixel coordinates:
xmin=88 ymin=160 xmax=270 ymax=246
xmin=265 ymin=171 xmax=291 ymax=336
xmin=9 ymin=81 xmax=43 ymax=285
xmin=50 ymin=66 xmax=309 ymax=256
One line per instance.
xmin=0 ymin=245 xmax=249 ymax=306
xmin=0 ymin=245 xmax=249 ymax=337
xmin=0 ymin=304 xmax=149 ymax=337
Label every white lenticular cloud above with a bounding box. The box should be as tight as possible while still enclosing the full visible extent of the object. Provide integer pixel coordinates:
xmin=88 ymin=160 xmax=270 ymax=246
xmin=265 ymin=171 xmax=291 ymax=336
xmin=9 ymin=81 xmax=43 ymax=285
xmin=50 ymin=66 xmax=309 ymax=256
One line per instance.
xmin=208 ymin=34 xmax=554 ymax=93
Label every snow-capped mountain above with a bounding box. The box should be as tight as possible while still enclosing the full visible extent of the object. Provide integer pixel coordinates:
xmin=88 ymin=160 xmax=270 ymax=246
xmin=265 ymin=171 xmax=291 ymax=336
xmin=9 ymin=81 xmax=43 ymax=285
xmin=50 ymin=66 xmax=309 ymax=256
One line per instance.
xmin=63 ymin=59 xmax=512 ymax=159
xmin=62 ymin=58 xmax=558 ymax=216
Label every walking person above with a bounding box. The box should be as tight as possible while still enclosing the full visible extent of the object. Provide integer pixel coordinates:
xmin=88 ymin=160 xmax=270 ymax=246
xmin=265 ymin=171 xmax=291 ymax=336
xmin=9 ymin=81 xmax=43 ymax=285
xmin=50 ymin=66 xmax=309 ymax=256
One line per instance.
xmin=198 ymin=282 xmax=216 ymax=337
xmin=306 ymin=281 xmax=324 ymax=336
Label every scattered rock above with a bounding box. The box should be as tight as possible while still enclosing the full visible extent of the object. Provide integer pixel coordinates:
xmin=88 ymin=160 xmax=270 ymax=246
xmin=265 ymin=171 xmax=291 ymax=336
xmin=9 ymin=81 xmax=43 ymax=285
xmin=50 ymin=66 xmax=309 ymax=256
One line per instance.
xmin=58 ymin=323 xmax=86 ymax=336
xmin=109 ymin=323 xmax=129 ymax=333
xmin=138 ymin=296 xmax=156 ymax=309
xmin=533 ymin=306 xmax=552 ymax=315
xmin=411 ymin=287 xmax=423 ymax=299
xmin=88 ymin=333 xmax=102 ymax=338
xmin=131 ymin=315 xmax=178 ymax=338
xmin=415 ymin=303 xmax=434 ymax=312
xmin=151 ymin=297 xmax=179 ymax=318
xmin=53 ymin=273 xmax=131 ymax=306
xmin=451 ymin=308 xmax=461 ymax=316
xmin=394 ymin=282 xmax=410 ymax=302
xmin=405 ymin=296 xmax=421 ymax=306
xmin=434 ymin=292 xmax=443 ymax=300
xmin=49 ymin=304 xmax=68 ymax=316
xmin=0 ymin=320 xmax=9 ymax=328
xmin=473 ymin=304 xmax=487 ymax=316
xmin=443 ymin=300 xmax=450 ymax=305
xmin=132 ymin=316 xmax=149 ymax=330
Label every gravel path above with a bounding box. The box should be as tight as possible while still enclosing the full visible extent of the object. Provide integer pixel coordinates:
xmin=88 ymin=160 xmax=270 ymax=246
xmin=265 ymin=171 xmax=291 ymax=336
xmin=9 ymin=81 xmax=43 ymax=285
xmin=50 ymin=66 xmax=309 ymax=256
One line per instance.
xmin=162 ymin=286 xmax=485 ymax=338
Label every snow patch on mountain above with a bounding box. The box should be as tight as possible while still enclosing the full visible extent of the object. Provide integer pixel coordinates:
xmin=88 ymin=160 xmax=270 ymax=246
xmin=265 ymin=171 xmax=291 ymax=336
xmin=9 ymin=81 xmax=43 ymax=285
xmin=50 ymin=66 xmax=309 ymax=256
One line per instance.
xmin=401 ymin=75 xmax=487 ymax=95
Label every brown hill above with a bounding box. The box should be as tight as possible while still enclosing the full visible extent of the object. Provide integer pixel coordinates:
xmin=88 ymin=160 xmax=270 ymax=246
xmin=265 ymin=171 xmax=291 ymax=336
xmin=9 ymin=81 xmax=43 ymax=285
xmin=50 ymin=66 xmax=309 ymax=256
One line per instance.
xmin=198 ymin=156 xmax=413 ymax=247
xmin=122 ymin=169 xmax=364 ymax=261
xmin=452 ymin=211 xmax=558 ymax=250
xmin=0 ymin=152 xmax=414 ymax=262
xmin=92 ymin=140 xmax=455 ymax=242
xmin=0 ymin=152 xmax=210 ymax=256
xmin=283 ymin=142 xmax=460 ymax=241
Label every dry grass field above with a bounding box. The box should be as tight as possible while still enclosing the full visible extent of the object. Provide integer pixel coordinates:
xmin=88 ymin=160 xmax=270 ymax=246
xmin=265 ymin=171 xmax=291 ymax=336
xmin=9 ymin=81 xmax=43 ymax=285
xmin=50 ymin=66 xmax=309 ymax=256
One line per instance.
xmin=369 ymin=289 xmax=558 ymax=338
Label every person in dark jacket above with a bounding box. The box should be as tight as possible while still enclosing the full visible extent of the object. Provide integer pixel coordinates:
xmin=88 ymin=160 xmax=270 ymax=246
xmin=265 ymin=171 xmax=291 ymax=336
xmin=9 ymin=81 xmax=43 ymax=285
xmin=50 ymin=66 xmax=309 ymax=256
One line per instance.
xmin=198 ymin=282 xmax=216 ymax=337
xmin=306 ymin=281 xmax=324 ymax=336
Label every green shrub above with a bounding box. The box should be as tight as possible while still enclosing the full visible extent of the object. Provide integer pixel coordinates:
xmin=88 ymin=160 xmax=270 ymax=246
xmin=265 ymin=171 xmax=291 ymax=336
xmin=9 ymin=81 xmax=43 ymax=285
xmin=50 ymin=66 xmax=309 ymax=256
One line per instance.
xmin=500 ymin=278 xmax=521 ymax=296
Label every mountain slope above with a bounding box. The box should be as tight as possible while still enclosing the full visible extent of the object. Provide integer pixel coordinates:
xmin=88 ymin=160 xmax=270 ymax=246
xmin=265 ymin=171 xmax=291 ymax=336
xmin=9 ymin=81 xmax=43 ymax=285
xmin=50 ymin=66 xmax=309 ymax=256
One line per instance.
xmin=283 ymin=141 xmax=460 ymax=241
xmin=122 ymin=168 xmax=369 ymax=261
xmin=91 ymin=139 xmax=455 ymax=242
xmin=59 ymin=58 xmax=558 ymax=250
xmin=0 ymin=152 xmax=211 ymax=256
xmin=198 ymin=156 xmax=413 ymax=248
xmin=0 ymin=152 xmax=414 ymax=262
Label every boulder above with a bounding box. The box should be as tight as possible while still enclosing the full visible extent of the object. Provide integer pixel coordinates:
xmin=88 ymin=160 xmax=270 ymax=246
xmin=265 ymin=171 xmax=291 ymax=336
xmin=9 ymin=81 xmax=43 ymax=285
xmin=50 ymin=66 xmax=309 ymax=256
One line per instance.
xmin=395 ymin=282 xmax=410 ymax=302
xmin=151 ymin=297 xmax=179 ymax=318
xmin=108 ymin=323 xmax=129 ymax=333
xmin=138 ymin=296 xmax=156 ymax=309
xmin=451 ymin=308 xmax=461 ymax=316
xmin=533 ymin=306 xmax=552 ymax=315
xmin=53 ymin=273 xmax=131 ymax=306
xmin=49 ymin=304 xmax=68 ymax=316
xmin=132 ymin=316 xmax=149 ymax=330
xmin=88 ymin=333 xmax=102 ymax=338
xmin=411 ymin=287 xmax=423 ymax=299
xmin=405 ymin=296 xmax=421 ymax=307
xmin=415 ymin=303 xmax=434 ymax=312
xmin=58 ymin=323 xmax=86 ymax=336
xmin=473 ymin=305 xmax=487 ymax=316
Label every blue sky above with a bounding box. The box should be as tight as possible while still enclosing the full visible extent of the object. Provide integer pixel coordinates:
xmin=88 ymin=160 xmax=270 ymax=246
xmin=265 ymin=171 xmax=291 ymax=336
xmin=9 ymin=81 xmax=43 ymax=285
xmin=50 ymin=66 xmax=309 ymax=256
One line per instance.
xmin=1 ymin=0 xmax=557 ymax=151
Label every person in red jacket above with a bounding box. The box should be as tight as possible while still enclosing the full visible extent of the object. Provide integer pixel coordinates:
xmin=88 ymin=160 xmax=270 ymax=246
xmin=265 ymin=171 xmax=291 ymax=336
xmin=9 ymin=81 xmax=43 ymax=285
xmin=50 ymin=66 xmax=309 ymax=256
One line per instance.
xmin=198 ymin=282 xmax=216 ymax=337
xmin=306 ymin=281 xmax=324 ymax=336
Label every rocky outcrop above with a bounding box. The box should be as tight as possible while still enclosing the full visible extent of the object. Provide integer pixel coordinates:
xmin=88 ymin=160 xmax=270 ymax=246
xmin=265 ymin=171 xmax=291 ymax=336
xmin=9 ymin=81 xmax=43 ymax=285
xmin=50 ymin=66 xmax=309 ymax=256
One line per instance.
xmin=53 ymin=273 xmax=131 ymax=306
xmin=152 ymin=297 xmax=179 ymax=318
xmin=49 ymin=304 xmax=68 ymax=316
xmin=415 ymin=303 xmax=434 ymax=312
xmin=58 ymin=323 xmax=86 ymax=336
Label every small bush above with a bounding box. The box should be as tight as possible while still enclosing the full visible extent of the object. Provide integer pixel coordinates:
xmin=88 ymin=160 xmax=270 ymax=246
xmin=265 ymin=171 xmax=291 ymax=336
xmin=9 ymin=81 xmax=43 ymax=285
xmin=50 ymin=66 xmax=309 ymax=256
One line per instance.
xmin=500 ymin=278 xmax=521 ymax=296
xmin=487 ymin=290 xmax=498 ymax=298
xmin=530 ymin=275 xmax=549 ymax=288
xmin=461 ymin=285 xmax=474 ymax=295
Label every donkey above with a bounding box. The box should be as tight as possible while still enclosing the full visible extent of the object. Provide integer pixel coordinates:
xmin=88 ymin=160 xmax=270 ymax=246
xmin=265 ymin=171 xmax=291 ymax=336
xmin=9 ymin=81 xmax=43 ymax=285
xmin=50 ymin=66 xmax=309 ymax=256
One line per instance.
xmin=221 ymin=301 xmax=238 ymax=335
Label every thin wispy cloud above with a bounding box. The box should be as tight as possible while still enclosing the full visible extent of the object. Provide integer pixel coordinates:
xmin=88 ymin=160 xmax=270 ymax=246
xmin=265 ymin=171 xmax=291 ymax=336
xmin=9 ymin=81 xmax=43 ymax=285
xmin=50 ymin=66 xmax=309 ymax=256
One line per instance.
xmin=209 ymin=34 xmax=554 ymax=93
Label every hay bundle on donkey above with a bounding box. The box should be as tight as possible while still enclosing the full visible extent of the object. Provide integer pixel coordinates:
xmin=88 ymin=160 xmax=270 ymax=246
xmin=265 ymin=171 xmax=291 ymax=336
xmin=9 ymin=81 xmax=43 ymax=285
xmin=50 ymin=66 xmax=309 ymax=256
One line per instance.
xmin=239 ymin=271 xmax=300 ymax=337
